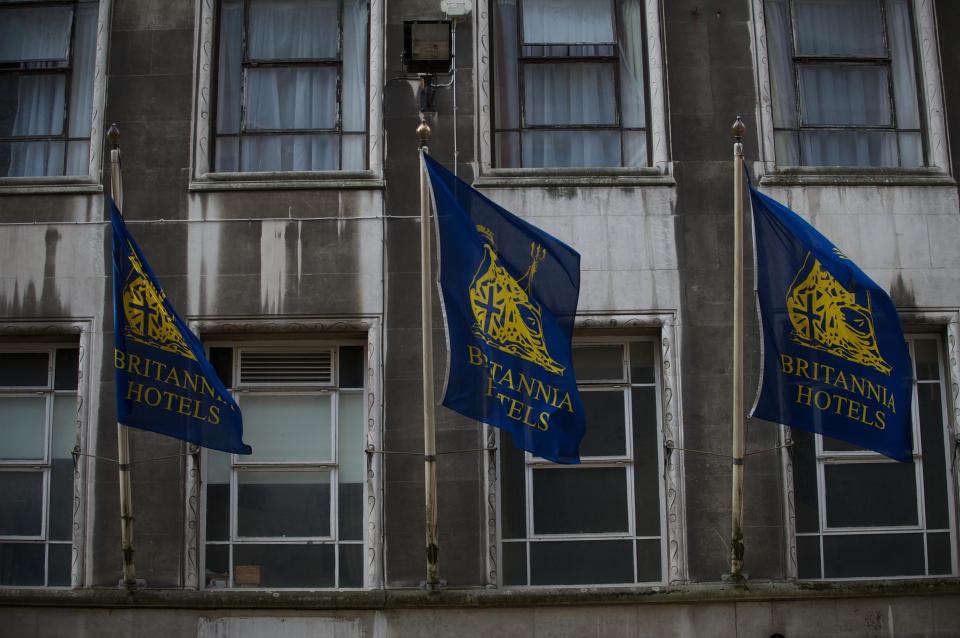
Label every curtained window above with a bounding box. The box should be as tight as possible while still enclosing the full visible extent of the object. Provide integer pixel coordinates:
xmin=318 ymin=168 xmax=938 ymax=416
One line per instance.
xmin=499 ymin=339 xmax=666 ymax=586
xmin=213 ymin=0 xmax=369 ymax=173
xmin=765 ymin=0 xmax=923 ymax=167
xmin=0 ymin=1 xmax=98 ymax=177
xmin=203 ymin=344 xmax=367 ymax=589
xmin=792 ymin=336 xmax=956 ymax=580
xmin=491 ymin=0 xmax=648 ymax=168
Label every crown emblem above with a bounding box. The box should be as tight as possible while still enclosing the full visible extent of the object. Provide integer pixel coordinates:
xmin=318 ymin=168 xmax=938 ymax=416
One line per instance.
xmin=786 ymin=254 xmax=890 ymax=374
xmin=122 ymin=244 xmax=196 ymax=360
xmin=469 ymin=226 xmax=564 ymax=375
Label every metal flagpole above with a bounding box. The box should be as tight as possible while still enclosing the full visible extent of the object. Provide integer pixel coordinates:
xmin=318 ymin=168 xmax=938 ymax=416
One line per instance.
xmin=729 ymin=116 xmax=746 ymax=582
xmin=417 ymin=119 xmax=440 ymax=590
xmin=107 ymin=123 xmax=138 ymax=590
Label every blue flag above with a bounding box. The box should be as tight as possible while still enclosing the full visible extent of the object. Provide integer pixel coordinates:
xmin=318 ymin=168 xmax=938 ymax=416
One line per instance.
xmin=750 ymin=185 xmax=912 ymax=462
xmin=111 ymin=202 xmax=251 ymax=454
xmin=424 ymin=155 xmax=585 ymax=464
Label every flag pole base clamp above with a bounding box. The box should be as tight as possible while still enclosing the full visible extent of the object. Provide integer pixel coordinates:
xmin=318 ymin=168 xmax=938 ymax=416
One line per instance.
xmin=721 ymin=572 xmax=749 ymax=584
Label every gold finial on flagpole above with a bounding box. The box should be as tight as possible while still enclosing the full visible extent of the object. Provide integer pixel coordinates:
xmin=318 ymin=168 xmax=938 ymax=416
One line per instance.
xmin=732 ymin=115 xmax=746 ymax=143
xmin=417 ymin=118 xmax=432 ymax=149
xmin=107 ymin=122 xmax=121 ymax=150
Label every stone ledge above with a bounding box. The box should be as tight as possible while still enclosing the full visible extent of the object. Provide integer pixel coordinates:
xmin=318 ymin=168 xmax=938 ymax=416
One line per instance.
xmin=2 ymin=580 xmax=958 ymax=610
xmin=758 ymin=167 xmax=955 ymax=187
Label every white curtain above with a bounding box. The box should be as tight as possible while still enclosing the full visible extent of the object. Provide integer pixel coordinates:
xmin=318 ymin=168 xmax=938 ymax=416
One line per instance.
xmin=341 ymin=0 xmax=367 ymax=170
xmin=522 ymin=0 xmax=613 ymax=44
xmin=66 ymin=4 xmax=98 ymax=175
xmin=794 ymin=0 xmax=884 ymax=56
xmin=215 ymin=0 xmax=243 ymax=171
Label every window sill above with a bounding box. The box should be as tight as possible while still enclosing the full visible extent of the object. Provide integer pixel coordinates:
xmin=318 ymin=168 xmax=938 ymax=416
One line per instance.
xmin=0 ymin=176 xmax=102 ymax=195
xmin=758 ymin=167 xmax=955 ymax=187
xmin=475 ymin=166 xmax=675 ymax=188
xmin=189 ymin=171 xmax=384 ymax=192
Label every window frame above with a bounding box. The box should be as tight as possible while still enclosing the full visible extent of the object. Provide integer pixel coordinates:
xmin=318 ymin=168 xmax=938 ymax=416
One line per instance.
xmin=751 ymin=0 xmax=951 ymax=182
xmin=191 ymin=0 xmax=385 ymax=189
xmin=0 ymin=344 xmax=80 ymax=588
xmin=496 ymin=335 xmax=671 ymax=587
xmin=476 ymin=0 xmax=671 ymax=182
xmin=785 ymin=332 xmax=960 ymax=581
xmin=199 ymin=340 xmax=371 ymax=591
xmin=0 ymin=0 xmax=110 ymax=193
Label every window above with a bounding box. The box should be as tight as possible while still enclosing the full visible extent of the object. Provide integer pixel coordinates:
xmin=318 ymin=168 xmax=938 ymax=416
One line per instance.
xmin=764 ymin=0 xmax=923 ymax=167
xmin=792 ymin=335 xmax=957 ymax=579
xmin=0 ymin=347 xmax=78 ymax=586
xmin=499 ymin=338 xmax=666 ymax=586
xmin=212 ymin=0 xmax=369 ymax=173
xmin=202 ymin=343 xmax=367 ymax=589
xmin=0 ymin=0 xmax=98 ymax=177
xmin=490 ymin=0 xmax=648 ymax=169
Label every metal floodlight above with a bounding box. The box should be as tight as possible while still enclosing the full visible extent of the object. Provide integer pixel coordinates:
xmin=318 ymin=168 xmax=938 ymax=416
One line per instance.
xmin=403 ymin=20 xmax=453 ymax=75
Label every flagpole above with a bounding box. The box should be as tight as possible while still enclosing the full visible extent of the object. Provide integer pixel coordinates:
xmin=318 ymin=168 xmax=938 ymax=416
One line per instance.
xmin=417 ymin=119 xmax=440 ymax=590
xmin=107 ymin=123 xmax=138 ymax=591
xmin=730 ymin=116 xmax=746 ymax=582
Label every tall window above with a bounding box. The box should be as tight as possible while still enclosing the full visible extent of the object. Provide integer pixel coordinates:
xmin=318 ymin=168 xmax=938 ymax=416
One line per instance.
xmin=203 ymin=343 xmax=367 ymax=589
xmin=0 ymin=347 xmax=78 ymax=586
xmin=792 ymin=335 xmax=957 ymax=579
xmin=491 ymin=0 xmax=648 ymax=169
xmin=765 ymin=0 xmax=923 ymax=167
xmin=0 ymin=0 xmax=98 ymax=178
xmin=499 ymin=338 xmax=665 ymax=586
xmin=212 ymin=0 xmax=369 ymax=173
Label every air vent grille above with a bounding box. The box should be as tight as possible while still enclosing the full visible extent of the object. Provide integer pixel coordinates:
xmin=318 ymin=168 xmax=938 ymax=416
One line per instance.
xmin=239 ymin=350 xmax=334 ymax=386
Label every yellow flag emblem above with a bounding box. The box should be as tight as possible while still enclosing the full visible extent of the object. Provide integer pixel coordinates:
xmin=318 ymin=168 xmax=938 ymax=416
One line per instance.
xmin=469 ymin=226 xmax=564 ymax=375
xmin=786 ymin=254 xmax=890 ymax=374
xmin=122 ymin=244 xmax=196 ymax=361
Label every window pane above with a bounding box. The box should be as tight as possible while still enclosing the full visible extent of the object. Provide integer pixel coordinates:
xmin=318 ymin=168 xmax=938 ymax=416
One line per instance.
xmin=800 ymin=130 xmax=897 ymax=167
xmin=48 ymin=542 xmax=71 ymax=586
xmin=495 ymin=132 xmax=520 ymax=168
xmin=797 ymin=535 xmax=822 ymax=579
xmin=216 ymin=0 xmax=243 ymax=136
xmin=573 ymin=345 xmax=624 ymax=382
xmin=887 ymin=0 xmax=920 ymax=129
xmin=766 ymin=0 xmax=798 ymax=129
xmin=799 ymin=65 xmax=891 ymax=126
xmin=342 ymin=134 xmax=365 ymax=170
xmin=522 ymin=0 xmax=614 ymax=44
xmin=338 ymin=392 xmax=364 ymax=541
xmin=240 ymin=134 xmax=338 ymax=172
xmin=821 ymin=435 xmax=865 ymax=452
xmin=237 ymin=470 xmax=331 ymax=537
xmin=205 ymin=451 xmax=230 ymax=542
xmin=523 ymin=63 xmax=615 ymax=126
xmin=0 ymin=472 xmax=43 ymax=535
xmin=0 ymin=352 xmax=48 ymax=387
xmin=823 ymin=533 xmax=924 ymax=578
xmin=824 ymin=462 xmax=918 ymax=527
xmin=774 ymin=130 xmax=800 ymax=166
xmin=918 ymin=384 xmax=949 ymax=529
xmin=913 ymin=339 xmax=940 ymax=381
xmin=500 ymin=430 xmax=527 ymax=539
xmin=0 ymin=543 xmax=44 ymax=586
xmin=0 ymin=140 xmax=65 ymax=177
xmin=339 ymin=543 xmax=363 ymax=588
xmin=522 ymin=130 xmax=621 ymax=168
xmin=493 ymin=0 xmax=520 ymax=131
xmin=338 ymin=346 xmax=365 ymax=389
xmin=209 ymin=347 xmax=234 ymax=389
xmin=241 ymin=394 xmax=332 ymax=462
xmin=67 ymin=4 xmax=98 ymax=139
xmin=0 ymin=6 xmax=73 ymax=63
xmin=502 ymin=541 xmax=527 ymax=585
xmin=0 ymin=396 xmax=47 ymax=460
xmin=636 ymin=539 xmax=661 ymax=583
xmin=617 ymin=0 xmax=645 ymax=128
xmin=248 ymin=0 xmax=339 ymax=60
xmin=205 ymin=543 xmax=229 ymax=588
xmin=794 ymin=0 xmax=885 ymax=56
xmin=632 ymin=386 xmax=661 ymax=536
xmin=233 ymin=543 xmax=334 ymax=587
xmin=532 ymin=467 xmax=628 ymax=534
xmin=54 ymin=349 xmax=79 ymax=391
xmin=579 ymin=390 xmax=626 ymax=457
xmin=245 ymin=68 xmax=337 ymax=130
xmin=0 ymin=75 xmax=66 ymax=137
xmin=623 ymin=130 xmax=647 ymax=168
xmin=927 ymin=532 xmax=952 ymax=576
xmin=530 ymin=540 xmax=633 ymax=585
xmin=793 ymin=429 xmax=820 ymax=533
xmin=49 ymin=396 xmax=76 ymax=541
xmin=629 ymin=341 xmax=655 ymax=384
xmin=341 ymin=0 xmax=368 ymax=133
